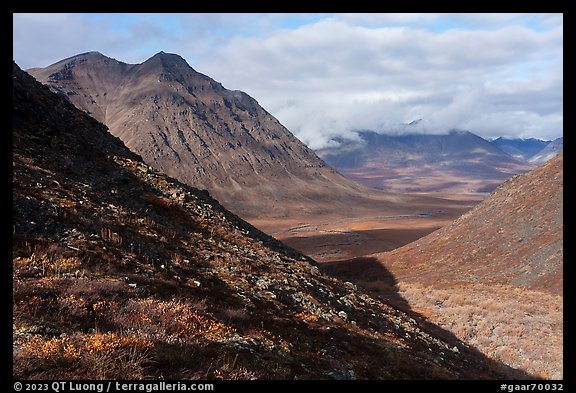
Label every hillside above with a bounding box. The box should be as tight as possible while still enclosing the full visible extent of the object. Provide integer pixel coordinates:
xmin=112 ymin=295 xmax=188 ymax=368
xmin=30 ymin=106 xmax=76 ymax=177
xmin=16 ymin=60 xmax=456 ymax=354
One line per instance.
xmin=316 ymin=130 xmax=533 ymax=193
xmin=324 ymin=155 xmax=563 ymax=378
xmin=27 ymin=51 xmax=438 ymax=222
xmin=529 ymin=137 xmax=563 ymax=164
xmin=14 ymin=62 xmax=522 ymax=380
xmin=377 ymin=153 xmax=563 ymax=294
xmin=489 ymin=137 xmax=550 ymax=161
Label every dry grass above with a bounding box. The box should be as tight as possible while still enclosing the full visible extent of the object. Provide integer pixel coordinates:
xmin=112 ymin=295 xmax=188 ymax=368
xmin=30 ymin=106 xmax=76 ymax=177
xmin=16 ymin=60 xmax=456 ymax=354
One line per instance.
xmin=13 ymin=240 xmax=83 ymax=279
xmin=207 ymin=353 xmax=260 ymax=380
xmin=115 ymin=298 xmax=235 ymax=343
xmin=396 ymin=281 xmax=563 ymax=379
xmin=14 ymin=331 xmax=154 ymax=379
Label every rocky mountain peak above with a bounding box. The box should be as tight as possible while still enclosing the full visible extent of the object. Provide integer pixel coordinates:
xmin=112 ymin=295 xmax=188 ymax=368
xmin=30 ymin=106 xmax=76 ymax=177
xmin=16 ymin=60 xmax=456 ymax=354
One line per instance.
xmin=144 ymin=51 xmax=194 ymax=71
xmin=29 ymin=52 xmax=404 ymax=221
xmin=45 ymin=51 xmax=122 ymax=79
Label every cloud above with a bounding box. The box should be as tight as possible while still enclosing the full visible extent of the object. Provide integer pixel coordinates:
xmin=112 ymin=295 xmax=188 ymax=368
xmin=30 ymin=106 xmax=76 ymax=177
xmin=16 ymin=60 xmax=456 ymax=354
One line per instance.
xmin=13 ymin=14 xmax=101 ymax=68
xmin=13 ymin=13 xmax=563 ymax=146
xmin=196 ymin=17 xmax=562 ymax=146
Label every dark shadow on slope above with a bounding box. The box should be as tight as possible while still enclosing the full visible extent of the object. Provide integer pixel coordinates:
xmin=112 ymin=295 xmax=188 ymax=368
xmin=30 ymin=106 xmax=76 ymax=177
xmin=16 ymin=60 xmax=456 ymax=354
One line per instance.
xmin=322 ymin=257 xmax=412 ymax=312
xmin=281 ymin=227 xmax=442 ymax=262
xmin=319 ymin=257 xmax=538 ymax=380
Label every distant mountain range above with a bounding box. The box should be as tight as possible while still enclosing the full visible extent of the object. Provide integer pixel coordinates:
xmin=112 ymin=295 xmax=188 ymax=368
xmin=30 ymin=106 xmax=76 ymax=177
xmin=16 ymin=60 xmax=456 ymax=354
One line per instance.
xmin=316 ymin=130 xmax=538 ymax=194
xmin=489 ymin=137 xmax=550 ymax=161
xmin=528 ymin=137 xmax=563 ymax=164
xmin=489 ymin=136 xmax=563 ymax=164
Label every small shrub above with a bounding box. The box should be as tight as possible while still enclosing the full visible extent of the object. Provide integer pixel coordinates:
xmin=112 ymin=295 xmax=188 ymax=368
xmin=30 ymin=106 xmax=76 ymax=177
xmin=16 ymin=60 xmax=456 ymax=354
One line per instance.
xmin=16 ymin=332 xmax=154 ymax=379
xmin=115 ymin=298 xmax=235 ymax=343
xmin=57 ymin=197 xmax=77 ymax=209
xmin=58 ymin=294 xmax=92 ymax=320
xmin=14 ymin=253 xmax=81 ymax=277
xmin=294 ymin=310 xmax=319 ymax=323
xmin=207 ymin=353 xmax=259 ymax=380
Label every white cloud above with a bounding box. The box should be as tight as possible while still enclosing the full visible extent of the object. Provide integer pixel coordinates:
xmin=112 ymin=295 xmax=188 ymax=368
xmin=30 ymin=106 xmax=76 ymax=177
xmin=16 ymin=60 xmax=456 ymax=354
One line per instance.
xmin=195 ymin=17 xmax=562 ymax=145
xmin=13 ymin=14 xmax=99 ymax=68
xmin=13 ymin=13 xmax=563 ymax=145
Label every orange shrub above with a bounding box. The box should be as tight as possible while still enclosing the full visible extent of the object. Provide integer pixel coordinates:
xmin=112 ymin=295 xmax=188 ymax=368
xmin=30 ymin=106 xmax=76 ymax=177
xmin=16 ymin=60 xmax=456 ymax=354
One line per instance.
xmin=116 ymin=298 xmax=235 ymax=342
xmin=19 ymin=332 xmax=154 ymax=379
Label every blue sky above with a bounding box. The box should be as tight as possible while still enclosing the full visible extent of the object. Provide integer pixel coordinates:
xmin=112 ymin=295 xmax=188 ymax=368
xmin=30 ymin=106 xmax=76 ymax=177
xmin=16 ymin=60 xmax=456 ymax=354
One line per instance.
xmin=13 ymin=13 xmax=563 ymax=147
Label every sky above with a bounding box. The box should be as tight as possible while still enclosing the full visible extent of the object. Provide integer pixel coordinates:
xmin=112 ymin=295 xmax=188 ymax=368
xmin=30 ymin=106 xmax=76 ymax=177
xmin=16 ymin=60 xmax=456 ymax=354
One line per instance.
xmin=13 ymin=13 xmax=563 ymax=149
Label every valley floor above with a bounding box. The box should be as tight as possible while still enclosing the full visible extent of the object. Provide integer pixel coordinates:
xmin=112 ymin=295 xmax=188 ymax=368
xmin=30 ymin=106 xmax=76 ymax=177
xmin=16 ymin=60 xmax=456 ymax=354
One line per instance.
xmin=251 ymin=192 xmax=484 ymax=263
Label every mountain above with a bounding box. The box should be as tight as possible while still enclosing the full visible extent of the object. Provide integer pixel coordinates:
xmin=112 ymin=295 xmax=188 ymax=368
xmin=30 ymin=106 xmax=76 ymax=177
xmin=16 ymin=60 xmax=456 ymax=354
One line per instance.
xmin=28 ymin=51 xmax=413 ymax=221
xmin=316 ymin=130 xmax=533 ymax=194
xmin=489 ymin=137 xmax=550 ymax=161
xmin=529 ymin=137 xmax=563 ymax=164
xmin=14 ymin=62 xmax=520 ymax=379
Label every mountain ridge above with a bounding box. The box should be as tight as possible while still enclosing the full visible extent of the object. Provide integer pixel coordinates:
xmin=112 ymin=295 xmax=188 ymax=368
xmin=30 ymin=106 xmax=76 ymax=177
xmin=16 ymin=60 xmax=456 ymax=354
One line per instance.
xmin=489 ymin=137 xmax=551 ymax=161
xmin=316 ymin=130 xmax=534 ymax=194
xmin=28 ymin=51 xmax=350 ymax=219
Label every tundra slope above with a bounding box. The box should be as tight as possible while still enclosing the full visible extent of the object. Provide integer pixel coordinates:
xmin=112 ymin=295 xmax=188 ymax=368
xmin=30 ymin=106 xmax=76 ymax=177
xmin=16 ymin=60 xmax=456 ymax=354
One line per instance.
xmin=377 ymin=153 xmax=563 ymax=295
xmin=13 ymin=62 xmax=518 ymax=379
